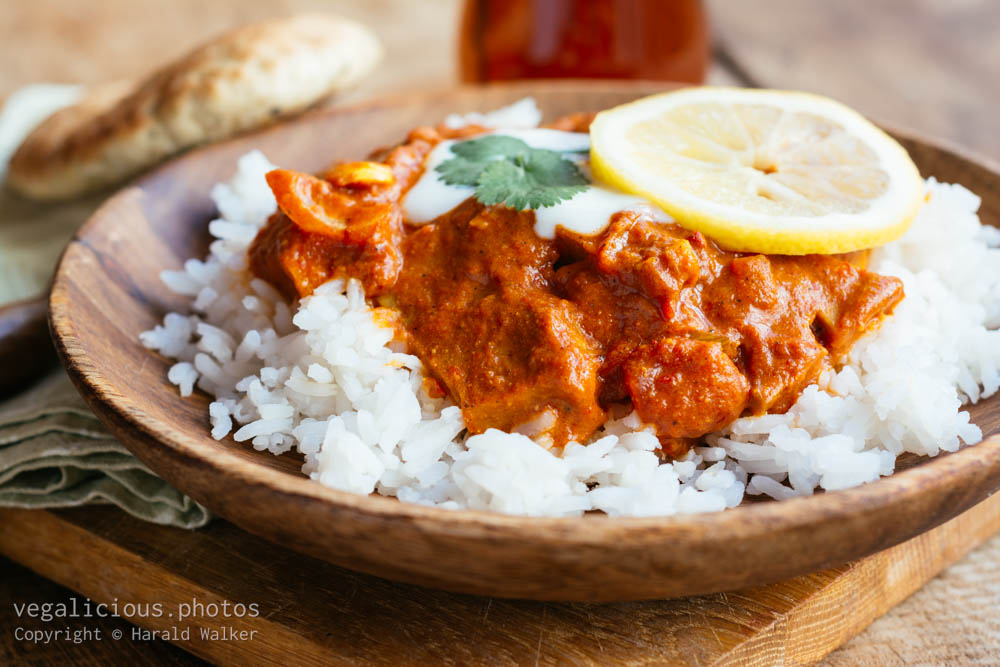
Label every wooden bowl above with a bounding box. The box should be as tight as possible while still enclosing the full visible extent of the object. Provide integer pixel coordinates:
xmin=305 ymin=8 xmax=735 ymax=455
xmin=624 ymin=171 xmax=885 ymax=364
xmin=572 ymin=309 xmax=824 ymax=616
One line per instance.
xmin=49 ymin=82 xmax=1000 ymax=601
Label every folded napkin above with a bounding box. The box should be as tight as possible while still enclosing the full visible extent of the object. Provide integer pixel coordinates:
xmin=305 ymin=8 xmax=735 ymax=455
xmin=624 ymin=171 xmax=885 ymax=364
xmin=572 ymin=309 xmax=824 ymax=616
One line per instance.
xmin=0 ymin=86 xmax=210 ymax=529
xmin=0 ymin=372 xmax=211 ymax=528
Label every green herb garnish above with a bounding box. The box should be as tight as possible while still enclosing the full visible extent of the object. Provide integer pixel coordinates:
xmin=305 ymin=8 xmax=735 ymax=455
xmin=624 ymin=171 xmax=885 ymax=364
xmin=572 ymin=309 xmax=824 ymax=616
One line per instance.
xmin=436 ymin=135 xmax=588 ymax=210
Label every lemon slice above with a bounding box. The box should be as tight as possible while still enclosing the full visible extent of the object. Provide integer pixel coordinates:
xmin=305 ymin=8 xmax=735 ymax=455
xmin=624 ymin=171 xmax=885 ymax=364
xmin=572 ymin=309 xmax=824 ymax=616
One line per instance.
xmin=590 ymin=88 xmax=925 ymax=254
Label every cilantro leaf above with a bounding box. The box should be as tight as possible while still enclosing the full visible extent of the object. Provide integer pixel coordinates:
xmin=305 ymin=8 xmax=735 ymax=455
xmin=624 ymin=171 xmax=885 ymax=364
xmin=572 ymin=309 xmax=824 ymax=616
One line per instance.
xmin=436 ymin=156 xmax=486 ymax=187
xmin=451 ymin=135 xmax=532 ymax=161
xmin=475 ymin=153 xmax=587 ymax=209
xmin=434 ymin=134 xmax=589 ymax=210
xmin=437 ymin=136 xmax=534 ymax=186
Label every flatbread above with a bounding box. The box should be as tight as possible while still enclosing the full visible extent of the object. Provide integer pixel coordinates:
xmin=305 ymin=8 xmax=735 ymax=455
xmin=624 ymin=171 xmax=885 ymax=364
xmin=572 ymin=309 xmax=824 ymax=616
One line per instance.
xmin=6 ymin=14 xmax=382 ymax=201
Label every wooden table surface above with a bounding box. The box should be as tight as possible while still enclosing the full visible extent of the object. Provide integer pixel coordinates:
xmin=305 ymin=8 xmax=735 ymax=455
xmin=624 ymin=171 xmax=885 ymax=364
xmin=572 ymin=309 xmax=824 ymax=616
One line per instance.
xmin=1 ymin=0 xmax=998 ymax=663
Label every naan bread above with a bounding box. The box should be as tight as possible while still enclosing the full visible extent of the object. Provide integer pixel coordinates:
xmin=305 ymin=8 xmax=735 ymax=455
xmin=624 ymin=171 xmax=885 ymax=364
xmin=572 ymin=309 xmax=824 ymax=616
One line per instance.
xmin=7 ymin=14 xmax=382 ymax=200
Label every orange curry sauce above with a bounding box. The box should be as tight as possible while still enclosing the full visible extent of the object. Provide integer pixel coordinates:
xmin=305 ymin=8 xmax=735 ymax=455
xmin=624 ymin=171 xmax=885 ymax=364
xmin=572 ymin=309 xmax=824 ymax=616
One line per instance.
xmin=249 ymin=117 xmax=904 ymax=457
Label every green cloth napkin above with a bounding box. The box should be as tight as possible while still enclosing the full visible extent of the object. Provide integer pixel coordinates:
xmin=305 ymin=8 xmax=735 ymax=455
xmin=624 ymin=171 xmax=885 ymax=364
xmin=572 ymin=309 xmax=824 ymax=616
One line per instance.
xmin=0 ymin=372 xmax=211 ymax=528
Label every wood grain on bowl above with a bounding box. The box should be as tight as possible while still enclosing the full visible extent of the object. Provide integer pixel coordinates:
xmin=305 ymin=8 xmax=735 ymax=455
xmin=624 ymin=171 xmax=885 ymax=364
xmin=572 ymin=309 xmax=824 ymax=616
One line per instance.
xmin=48 ymin=82 xmax=1000 ymax=601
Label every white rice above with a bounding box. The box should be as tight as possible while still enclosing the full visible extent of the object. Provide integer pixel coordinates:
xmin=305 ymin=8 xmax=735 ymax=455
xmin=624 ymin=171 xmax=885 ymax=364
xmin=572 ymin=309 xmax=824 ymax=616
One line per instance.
xmin=140 ymin=101 xmax=1000 ymax=517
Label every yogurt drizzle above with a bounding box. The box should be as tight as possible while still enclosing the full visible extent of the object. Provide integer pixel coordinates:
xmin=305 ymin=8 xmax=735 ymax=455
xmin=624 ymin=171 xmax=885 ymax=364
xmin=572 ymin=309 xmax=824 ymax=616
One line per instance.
xmin=402 ymin=128 xmax=667 ymax=239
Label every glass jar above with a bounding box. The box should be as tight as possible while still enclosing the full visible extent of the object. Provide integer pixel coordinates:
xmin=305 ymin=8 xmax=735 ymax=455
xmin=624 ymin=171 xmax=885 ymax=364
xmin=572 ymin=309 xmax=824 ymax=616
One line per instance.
xmin=459 ymin=0 xmax=709 ymax=83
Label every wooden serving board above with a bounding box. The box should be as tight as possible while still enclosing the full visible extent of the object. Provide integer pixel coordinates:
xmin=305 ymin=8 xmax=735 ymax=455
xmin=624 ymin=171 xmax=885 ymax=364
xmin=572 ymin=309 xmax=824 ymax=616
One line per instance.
xmin=2 ymin=495 xmax=998 ymax=665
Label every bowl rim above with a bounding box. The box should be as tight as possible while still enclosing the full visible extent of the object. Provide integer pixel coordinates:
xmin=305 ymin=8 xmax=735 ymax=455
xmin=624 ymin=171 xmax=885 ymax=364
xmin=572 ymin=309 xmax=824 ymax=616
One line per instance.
xmin=49 ymin=80 xmax=1000 ymax=550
